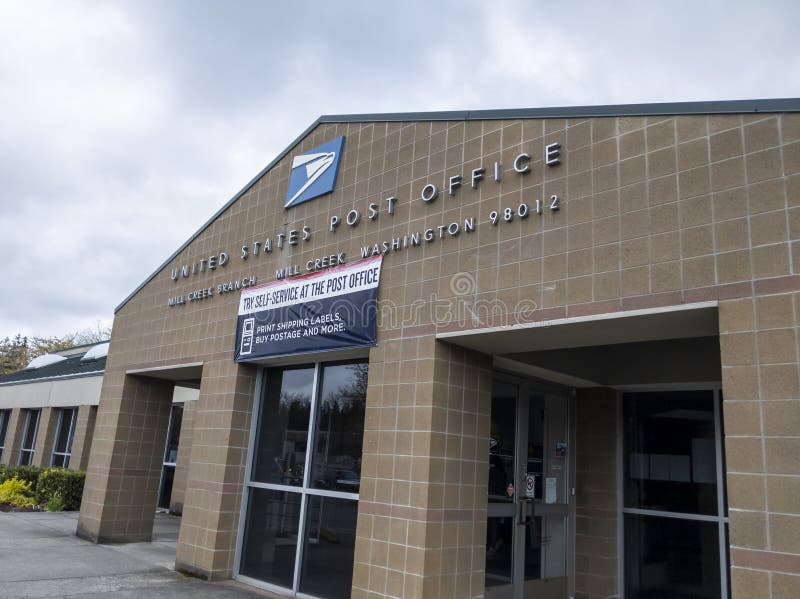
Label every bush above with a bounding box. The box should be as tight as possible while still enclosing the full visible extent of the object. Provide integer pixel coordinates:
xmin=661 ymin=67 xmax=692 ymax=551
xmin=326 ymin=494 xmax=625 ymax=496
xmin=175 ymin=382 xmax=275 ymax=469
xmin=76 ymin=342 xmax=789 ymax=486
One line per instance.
xmin=9 ymin=465 xmax=42 ymax=487
xmin=35 ymin=468 xmax=86 ymax=510
xmin=0 ymin=476 xmax=36 ymax=508
xmin=47 ymin=493 xmax=66 ymax=512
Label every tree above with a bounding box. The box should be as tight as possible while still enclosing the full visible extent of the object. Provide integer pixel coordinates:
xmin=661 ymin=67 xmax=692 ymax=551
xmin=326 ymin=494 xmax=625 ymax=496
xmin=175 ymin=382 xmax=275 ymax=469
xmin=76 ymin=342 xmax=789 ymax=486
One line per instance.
xmin=72 ymin=322 xmax=112 ymax=345
xmin=0 ymin=334 xmax=30 ymax=375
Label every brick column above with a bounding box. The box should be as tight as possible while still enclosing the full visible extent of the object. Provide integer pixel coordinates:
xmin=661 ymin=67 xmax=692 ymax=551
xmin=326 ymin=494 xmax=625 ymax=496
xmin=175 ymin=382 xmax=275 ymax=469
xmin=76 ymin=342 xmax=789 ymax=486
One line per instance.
xmin=1 ymin=408 xmax=25 ymax=465
xmin=574 ymin=388 xmax=618 ymax=599
xmin=169 ymin=399 xmax=196 ymax=515
xmin=32 ymin=407 xmax=58 ymax=468
xmin=353 ymin=338 xmax=492 ymax=599
xmin=174 ymin=360 xmax=256 ymax=580
xmin=720 ymin=295 xmax=800 ymax=597
xmin=77 ymin=373 xmax=173 ymax=543
xmin=70 ymin=405 xmax=97 ymax=471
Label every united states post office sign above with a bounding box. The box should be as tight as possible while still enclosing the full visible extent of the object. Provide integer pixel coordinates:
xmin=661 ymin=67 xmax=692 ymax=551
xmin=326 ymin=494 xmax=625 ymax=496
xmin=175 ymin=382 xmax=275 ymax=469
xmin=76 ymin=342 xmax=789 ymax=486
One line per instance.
xmin=234 ymin=256 xmax=382 ymax=361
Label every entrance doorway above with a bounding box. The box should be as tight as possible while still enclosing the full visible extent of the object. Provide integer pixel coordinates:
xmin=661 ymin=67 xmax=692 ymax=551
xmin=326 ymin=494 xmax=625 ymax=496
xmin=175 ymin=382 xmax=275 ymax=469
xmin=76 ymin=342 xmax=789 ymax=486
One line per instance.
xmin=485 ymin=376 xmax=573 ymax=599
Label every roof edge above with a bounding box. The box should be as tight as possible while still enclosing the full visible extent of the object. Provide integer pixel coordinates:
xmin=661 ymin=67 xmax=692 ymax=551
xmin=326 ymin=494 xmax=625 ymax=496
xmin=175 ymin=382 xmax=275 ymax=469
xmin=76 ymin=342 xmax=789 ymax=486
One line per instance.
xmin=115 ymin=97 xmax=800 ymax=313
xmin=0 ymin=369 xmax=104 ymax=387
xmin=317 ymin=98 xmax=800 ymax=123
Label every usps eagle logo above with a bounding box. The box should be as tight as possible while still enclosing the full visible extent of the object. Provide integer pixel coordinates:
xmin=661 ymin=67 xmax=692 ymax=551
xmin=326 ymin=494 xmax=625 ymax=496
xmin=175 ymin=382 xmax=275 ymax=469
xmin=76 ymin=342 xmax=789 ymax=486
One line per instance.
xmin=285 ymin=136 xmax=345 ymax=208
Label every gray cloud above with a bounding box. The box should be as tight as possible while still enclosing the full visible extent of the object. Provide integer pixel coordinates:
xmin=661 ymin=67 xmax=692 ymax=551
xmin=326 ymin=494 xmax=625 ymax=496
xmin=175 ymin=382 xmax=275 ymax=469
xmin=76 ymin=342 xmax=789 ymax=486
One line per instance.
xmin=0 ymin=0 xmax=798 ymax=338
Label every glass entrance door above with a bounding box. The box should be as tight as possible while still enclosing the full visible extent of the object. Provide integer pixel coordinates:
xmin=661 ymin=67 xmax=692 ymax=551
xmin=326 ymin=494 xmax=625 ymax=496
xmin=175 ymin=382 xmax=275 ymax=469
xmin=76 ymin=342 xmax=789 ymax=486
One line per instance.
xmin=485 ymin=378 xmax=572 ymax=599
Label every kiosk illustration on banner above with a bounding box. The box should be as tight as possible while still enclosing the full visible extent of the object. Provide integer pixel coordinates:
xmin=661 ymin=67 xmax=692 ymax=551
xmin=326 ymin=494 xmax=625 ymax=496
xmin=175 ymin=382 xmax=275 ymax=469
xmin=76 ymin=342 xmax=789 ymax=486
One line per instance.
xmin=285 ymin=136 xmax=345 ymax=208
xmin=234 ymin=256 xmax=382 ymax=362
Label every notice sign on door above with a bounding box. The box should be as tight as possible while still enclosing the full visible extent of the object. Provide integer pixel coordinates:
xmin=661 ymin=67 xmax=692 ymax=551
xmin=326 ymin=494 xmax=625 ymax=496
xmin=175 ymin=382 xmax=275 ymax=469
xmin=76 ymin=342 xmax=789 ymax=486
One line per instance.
xmin=525 ymin=474 xmax=536 ymax=498
xmin=234 ymin=256 xmax=382 ymax=362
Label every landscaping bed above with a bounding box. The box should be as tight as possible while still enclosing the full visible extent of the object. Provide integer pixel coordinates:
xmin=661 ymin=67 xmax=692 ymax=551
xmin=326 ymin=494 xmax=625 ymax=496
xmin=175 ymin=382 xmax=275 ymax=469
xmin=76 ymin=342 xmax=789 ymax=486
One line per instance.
xmin=0 ymin=464 xmax=85 ymax=512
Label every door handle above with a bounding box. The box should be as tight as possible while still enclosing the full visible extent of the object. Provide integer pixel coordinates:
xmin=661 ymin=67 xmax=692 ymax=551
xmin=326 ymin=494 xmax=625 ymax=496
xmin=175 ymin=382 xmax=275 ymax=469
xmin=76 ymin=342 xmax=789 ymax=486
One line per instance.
xmin=517 ymin=497 xmax=533 ymax=525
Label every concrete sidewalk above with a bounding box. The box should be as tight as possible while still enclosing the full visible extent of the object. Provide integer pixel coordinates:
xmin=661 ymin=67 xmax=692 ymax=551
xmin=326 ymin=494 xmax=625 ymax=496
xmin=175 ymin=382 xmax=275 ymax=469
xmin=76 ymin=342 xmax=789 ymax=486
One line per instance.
xmin=0 ymin=511 xmax=279 ymax=598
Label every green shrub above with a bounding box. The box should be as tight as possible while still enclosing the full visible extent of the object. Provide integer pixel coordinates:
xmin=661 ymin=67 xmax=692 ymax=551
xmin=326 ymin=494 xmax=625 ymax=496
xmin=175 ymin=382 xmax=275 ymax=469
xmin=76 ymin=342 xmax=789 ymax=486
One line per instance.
xmin=46 ymin=492 xmax=66 ymax=512
xmin=0 ymin=476 xmax=36 ymax=508
xmin=0 ymin=463 xmax=8 ymax=483
xmin=35 ymin=468 xmax=85 ymax=510
xmin=9 ymin=465 xmax=43 ymax=487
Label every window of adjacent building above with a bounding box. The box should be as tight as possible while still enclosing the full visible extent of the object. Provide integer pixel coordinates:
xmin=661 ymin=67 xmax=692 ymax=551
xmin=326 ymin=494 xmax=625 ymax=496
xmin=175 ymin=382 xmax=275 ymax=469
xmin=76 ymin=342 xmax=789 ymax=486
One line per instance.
xmin=18 ymin=409 xmax=41 ymax=466
xmin=0 ymin=409 xmax=10 ymax=462
xmin=238 ymin=361 xmax=367 ymax=599
xmin=158 ymin=403 xmax=184 ymax=510
xmin=622 ymin=390 xmax=729 ymax=599
xmin=51 ymin=407 xmax=78 ymax=468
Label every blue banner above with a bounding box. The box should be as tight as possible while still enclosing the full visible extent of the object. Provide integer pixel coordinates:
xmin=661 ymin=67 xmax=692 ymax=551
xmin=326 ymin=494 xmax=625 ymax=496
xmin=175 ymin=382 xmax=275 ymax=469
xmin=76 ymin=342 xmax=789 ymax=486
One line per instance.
xmin=234 ymin=256 xmax=382 ymax=362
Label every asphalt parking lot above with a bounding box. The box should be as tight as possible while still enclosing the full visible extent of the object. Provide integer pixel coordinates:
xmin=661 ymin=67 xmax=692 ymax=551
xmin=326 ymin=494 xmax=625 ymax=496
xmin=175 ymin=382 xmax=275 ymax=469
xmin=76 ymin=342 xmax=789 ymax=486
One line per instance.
xmin=0 ymin=511 xmax=279 ymax=598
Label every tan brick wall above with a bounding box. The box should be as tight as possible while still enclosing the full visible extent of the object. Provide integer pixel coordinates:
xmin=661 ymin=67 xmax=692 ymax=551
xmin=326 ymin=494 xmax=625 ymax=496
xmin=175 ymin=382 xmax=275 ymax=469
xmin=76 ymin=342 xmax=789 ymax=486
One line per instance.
xmin=1 ymin=408 xmax=24 ymax=465
xmin=574 ymin=388 xmax=618 ymax=599
xmin=354 ymin=339 xmax=492 ymax=599
xmin=720 ymin=294 xmax=800 ymax=597
xmin=77 ymin=374 xmax=173 ymax=543
xmin=174 ymin=360 xmax=255 ymax=580
xmin=70 ymin=404 xmax=97 ymax=471
xmin=0 ymin=409 xmax=8 ymax=464
xmin=81 ymin=110 xmax=800 ymax=593
xmin=31 ymin=407 xmax=58 ymax=468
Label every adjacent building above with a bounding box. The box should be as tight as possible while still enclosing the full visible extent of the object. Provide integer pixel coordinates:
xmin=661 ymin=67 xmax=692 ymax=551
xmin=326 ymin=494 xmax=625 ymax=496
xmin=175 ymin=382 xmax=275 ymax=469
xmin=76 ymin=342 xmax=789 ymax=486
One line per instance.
xmin=0 ymin=343 xmax=197 ymax=515
xmin=0 ymin=344 xmax=105 ymax=471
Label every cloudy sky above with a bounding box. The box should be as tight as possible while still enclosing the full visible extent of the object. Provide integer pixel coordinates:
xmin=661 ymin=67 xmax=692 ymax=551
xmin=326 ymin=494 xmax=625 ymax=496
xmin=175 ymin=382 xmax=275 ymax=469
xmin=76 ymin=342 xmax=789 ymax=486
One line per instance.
xmin=1 ymin=0 xmax=798 ymax=340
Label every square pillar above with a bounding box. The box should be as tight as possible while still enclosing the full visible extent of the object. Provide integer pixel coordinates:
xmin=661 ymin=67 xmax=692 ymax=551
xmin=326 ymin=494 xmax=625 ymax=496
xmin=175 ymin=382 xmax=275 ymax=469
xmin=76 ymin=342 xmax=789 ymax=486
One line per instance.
xmin=31 ymin=407 xmax=58 ymax=468
xmin=720 ymin=295 xmax=800 ymax=596
xmin=77 ymin=373 xmax=173 ymax=543
xmin=70 ymin=405 xmax=97 ymax=471
xmin=174 ymin=360 xmax=256 ymax=580
xmin=354 ymin=338 xmax=492 ymax=599
xmin=574 ymin=387 xmax=618 ymax=599
xmin=169 ymin=398 xmax=196 ymax=515
xmin=1 ymin=408 xmax=24 ymax=465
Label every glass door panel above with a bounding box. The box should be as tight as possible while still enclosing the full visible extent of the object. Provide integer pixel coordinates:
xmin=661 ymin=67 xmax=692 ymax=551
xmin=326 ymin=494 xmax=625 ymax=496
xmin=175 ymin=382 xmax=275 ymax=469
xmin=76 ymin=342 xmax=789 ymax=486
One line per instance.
xmin=486 ymin=380 xmax=517 ymax=591
xmin=524 ymin=392 xmax=568 ymax=598
xmin=486 ymin=378 xmax=572 ymax=599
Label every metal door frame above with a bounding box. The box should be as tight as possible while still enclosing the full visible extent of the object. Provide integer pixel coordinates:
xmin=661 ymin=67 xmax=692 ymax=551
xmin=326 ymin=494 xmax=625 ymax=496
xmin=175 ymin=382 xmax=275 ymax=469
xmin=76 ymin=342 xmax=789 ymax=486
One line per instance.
xmin=488 ymin=371 xmax=576 ymax=599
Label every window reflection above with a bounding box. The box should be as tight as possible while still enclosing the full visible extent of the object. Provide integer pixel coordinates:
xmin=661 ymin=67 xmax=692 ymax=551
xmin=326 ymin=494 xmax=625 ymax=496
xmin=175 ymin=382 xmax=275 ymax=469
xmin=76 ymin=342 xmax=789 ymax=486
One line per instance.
xmin=624 ymin=391 xmax=717 ymax=515
xmin=240 ymin=488 xmax=301 ymax=588
xmin=311 ymin=362 xmax=368 ymax=493
xmin=241 ymin=361 xmax=368 ymax=596
xmin=625 ymin=514 xmax=721 ymax=598
xmin=299 ymin=496 xmax=359 ymax=598
xmin=163 ymin=404 xmax=183 ymax=464
xmin=51 ymin=407 xmax=77 ymax=468
xmin=252 ymin=367 xmax=314 ymax=486
xmin=488 ymin=382 xmax=516 ymax=503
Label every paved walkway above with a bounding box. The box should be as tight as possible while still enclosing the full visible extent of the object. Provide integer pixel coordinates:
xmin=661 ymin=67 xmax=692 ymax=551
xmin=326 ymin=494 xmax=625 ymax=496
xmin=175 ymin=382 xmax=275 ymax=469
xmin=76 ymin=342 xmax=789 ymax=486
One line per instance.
xmin=0 ymin=511 xmax=279 ymax=598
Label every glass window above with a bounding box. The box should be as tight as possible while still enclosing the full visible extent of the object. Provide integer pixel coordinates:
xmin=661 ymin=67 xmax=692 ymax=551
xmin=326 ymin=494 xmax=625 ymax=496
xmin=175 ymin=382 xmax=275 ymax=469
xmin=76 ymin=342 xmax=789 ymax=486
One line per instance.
xmin=240 ymin=360 xmax=367 ymax=597
xmin=18 ymin=409 xmax=40 ymax=466
xmin=51 ymin=408 xmax=77 ymax=468
xmin=158 ymin=403 xmax=184 ymax=509
xmin=252 ymin=367 xmax=314 ymax=486
xmin=0 ymin=409 xmax=10 ymax=462
xmin=310 ymin=363 xmax=368 ymax=492
xmin=624 ymin=391 xmax=717 ymax=515
xmin=164 ymin=404 xmax=183 ymax=465
xmin=488 ymin=381 xmax=516 ymax=503
xmin=299 ymin=496 xmax=359 ymax=598
xmin=624 ymin=513 xmax=721 ymax=598
xmin=158 ymin=465 xmax=175 ymax=509
xmin=240 ymin=488 xmax=301 ymax=587
xmin=622 ymin=390 xmax=729 ymax=598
